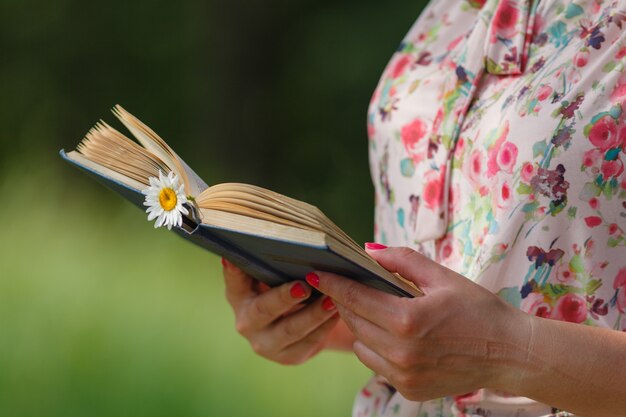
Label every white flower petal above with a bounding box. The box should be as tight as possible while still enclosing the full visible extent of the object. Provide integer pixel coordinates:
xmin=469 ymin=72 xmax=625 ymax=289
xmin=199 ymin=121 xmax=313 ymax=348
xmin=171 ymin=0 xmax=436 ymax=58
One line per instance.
xmin=142 ymin=171 xmax=190 ymax=230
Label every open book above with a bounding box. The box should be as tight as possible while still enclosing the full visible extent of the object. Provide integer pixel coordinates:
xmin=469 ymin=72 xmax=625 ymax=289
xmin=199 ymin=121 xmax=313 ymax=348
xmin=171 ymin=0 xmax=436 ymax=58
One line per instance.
xmin=60 ymin=105 xmax=422 ymax=298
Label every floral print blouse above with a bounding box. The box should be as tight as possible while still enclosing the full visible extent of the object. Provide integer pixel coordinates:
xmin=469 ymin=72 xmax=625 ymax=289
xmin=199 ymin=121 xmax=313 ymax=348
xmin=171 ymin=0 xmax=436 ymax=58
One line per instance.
xmin=357 ymin=0 xmax=626 ymax=415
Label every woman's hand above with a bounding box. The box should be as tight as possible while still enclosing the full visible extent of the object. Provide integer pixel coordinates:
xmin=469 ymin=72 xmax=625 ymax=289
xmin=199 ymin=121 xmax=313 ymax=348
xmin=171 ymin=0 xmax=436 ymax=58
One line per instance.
xmin=308 ymin=245 xmax=626 ymax=416
xmin=222 ymin=258 xmax=353 ymax=365
xmin=306 ymin=245 xmax=531 ymax=401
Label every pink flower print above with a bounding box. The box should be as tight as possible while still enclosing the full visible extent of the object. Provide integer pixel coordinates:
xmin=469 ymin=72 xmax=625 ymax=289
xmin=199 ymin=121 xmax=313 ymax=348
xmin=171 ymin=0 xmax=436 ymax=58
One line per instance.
xmin=437 ymin=235 xmax=455 ymax=261
xmin=447 ymin=35 xmax=463 ymax=52
xmin=448 ymin=183 xmax=460 ymax=214
xmin=468 ymin=149 xmax=485 ymax=187
xmin=573 ymin=49 xmax=589 ymax=67
xmin=584 ymin=216 xmax=603 ymax=227
xmin=589 ymin=260 xmax=609 ymax=279
xmin=494 ymin=178 xmax=513 ymax=209
xmin=588 ymin=115 xmax=619 ymax=151
xmin=391 ymin=55 xmax=411 ymax=79
xmin=556 ymin=264 xmax=576 ymax=283
xmin=494 ymin=243 xmax=508 ymax=256
xmin=487 ymin=122 xmax=510 ymax=177
xmin=536 ymin=84 xmax=552 ymax=101
xmin=401 ymin=118 xmax=428 ymax=164
xmin=609 ymin=223 xmax=619 ymax=235
xmin=422 ymin=169 xmax=444 ymax=209
xmin=555 ymin=68 xmax=563 ymax=78
xmin=616 ymin=47 xmax=626 ymax=59
xmin=521 ymin=292 xmax=551 ymax=318
xmin=551 ymin=293 xmax=588 ymax=323
xmin=613 ymin=267 xmax=626 ymax=313
xmin=432 ymin=108 xmax=443 ymax=134
xmin=533 ymin=12 xmax=546 ymax=33
xmin=611 ymin=82 xmax=626 ymax=104
xmin=610 ymin=73 xmax=626 ymax=104
xmin=497 ymin=142 xmax=518 ymax=173
xmin=491 ymin=0 xmax=519 ymax=40
xmin=588 ymin=197 xmax=599 ymax=210
xmin=601 ymin=158 xmax=624 ymax=179
xmin=454 ymin=136 xmax=466 ymax=159
xmin=582 ymin=148 xmax=603 ymax=168
xmin=521 ymin=162 xmax=535 ymax=182
xmin=566 ymin=67 xmax=581 ymax=85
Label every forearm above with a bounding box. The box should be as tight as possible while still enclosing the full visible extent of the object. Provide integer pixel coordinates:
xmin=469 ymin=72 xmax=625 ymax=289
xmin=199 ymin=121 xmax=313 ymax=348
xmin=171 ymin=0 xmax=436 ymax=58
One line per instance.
xmin=496 ymin=311 xmax=626 ymax=416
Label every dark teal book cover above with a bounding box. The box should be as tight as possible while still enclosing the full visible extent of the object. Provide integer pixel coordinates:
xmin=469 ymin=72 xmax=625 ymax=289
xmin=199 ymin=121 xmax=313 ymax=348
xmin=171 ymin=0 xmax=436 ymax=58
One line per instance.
xmin=60 ymin=150 xmax=415 ymax=298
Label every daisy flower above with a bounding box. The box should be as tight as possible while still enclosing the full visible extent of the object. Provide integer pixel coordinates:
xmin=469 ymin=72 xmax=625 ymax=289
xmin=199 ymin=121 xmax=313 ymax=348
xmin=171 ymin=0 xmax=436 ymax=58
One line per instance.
xmin=142 ymin=171 xmax=189 ymax=230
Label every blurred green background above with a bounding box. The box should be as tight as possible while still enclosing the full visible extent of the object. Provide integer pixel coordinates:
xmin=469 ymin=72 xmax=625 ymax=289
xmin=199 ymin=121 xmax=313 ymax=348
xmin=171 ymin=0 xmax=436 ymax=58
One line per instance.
xmin=0 ymin=0 xmax=426 ymax=416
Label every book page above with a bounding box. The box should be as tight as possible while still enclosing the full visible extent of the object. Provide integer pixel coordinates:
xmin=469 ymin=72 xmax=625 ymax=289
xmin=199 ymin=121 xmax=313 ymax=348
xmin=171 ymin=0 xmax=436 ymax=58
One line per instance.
xmin=64 ymin=151 xmax=147 ymax=191
xmin=112 ymin=105 xmax=208 ymax=197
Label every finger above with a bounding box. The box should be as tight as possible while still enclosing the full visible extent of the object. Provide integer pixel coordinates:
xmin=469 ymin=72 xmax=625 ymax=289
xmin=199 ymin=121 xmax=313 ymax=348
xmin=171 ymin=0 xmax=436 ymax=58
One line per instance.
xmin=241 ymin=280 xmax=312 ymax=331
xmin=364 ymin=246 xmax=443 ymax=288
xmin=222 ymin=258 xmax=259 ymax=307
xmin=269 ymin=295 xmax=339 ymax=350
xmin=338 ymin=304 xmax=426 ymax=372
xmin=353 ymin=340 xmax=398 ymax=384
xmin=275 ymin=314 xmax=340 ymax=365
xmin=334 ymin=303 xmax=394 ymax=352
xmin=307 ymin=271 xmax=403 ymax=329
xmin=354 ymin=340 xmax=430 ymax=402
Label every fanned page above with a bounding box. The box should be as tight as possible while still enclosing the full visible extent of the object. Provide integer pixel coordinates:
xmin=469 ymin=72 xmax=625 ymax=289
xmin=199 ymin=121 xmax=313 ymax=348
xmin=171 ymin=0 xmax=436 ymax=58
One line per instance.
xmin=68 ymin=105 xmax=207 ymax=198
xmin=111 ymin=106 xmax=209 ymax=197
xmin=71 ymin=122 xmax=165 ymax=188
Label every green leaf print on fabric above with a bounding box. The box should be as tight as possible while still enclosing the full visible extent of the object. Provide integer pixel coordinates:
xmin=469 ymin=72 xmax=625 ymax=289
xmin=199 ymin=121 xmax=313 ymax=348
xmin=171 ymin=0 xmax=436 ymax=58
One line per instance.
xmin=564 ymin=3 xmax=583 ymax=19
xmin=497 ymin=286 xmax=522 ymax=308
xmin=400 ymin=158 xmax=416 ymax=177
xmin=532 ymin=139 xmax=547 ymax=159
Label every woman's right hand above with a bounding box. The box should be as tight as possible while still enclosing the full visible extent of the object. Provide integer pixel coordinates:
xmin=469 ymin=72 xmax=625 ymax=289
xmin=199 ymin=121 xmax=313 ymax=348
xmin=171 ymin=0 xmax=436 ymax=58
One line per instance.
xmin=222 ymin=258 xmax=344 ymax=365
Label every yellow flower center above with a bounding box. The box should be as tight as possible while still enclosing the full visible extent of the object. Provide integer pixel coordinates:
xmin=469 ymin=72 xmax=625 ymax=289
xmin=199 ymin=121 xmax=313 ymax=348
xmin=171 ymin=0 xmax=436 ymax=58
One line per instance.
xmin=159 ymin=188 xmax=178 ymax=211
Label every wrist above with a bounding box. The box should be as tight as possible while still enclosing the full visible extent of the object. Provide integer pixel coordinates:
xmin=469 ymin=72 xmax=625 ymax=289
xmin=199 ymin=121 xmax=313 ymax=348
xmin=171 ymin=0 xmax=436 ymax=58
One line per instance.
xmin=484 ymin=303 xmax=542 ymax=395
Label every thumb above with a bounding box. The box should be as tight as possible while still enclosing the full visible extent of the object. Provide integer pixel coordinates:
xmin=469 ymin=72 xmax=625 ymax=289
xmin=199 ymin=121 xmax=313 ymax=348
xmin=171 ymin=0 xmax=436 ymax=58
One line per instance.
xmin=364 ymin=244 xmax=441 ymax=289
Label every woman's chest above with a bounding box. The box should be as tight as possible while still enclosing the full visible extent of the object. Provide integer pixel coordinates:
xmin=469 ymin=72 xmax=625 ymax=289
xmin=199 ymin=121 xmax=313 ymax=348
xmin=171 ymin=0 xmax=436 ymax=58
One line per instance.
xmin=369 ymin=0 xmax=626 ymax=291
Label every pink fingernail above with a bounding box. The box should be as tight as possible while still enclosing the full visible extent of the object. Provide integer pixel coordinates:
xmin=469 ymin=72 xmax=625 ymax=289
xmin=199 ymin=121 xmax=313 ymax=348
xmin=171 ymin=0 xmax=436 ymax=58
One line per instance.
xmin=305 ymin=272 xmax=319 ymax=288
xmin=365 ymin=242 xmax=387 ymax=250
xmin=322 ymin=296 xmax=336 ymax=311
xmin=290 ymin=282 xmax=307 ymax=299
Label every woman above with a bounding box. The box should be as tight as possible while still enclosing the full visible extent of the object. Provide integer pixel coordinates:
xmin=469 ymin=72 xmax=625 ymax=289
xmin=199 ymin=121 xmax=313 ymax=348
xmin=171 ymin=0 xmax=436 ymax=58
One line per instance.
xmin=222 ymin=0 xmax=626 ymax=415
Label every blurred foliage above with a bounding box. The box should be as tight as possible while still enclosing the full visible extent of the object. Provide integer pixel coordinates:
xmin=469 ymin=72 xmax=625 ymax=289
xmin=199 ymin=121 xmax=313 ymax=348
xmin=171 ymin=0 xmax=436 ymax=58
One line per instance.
xmin=0 ymin=165 xmax=372 ymax=417
xmin=0 ymin=0 xmax=427 ymax=416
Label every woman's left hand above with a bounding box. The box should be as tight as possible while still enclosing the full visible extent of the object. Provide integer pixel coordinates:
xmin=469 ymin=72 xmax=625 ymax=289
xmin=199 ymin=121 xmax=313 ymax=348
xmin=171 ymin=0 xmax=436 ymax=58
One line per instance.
xmin=306 ymin=245 xmax=531 ymax=402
